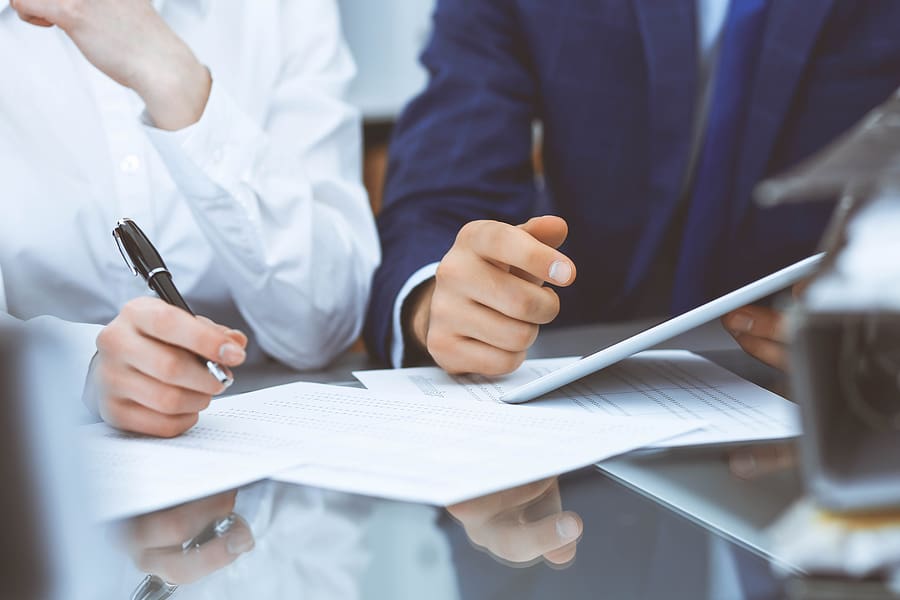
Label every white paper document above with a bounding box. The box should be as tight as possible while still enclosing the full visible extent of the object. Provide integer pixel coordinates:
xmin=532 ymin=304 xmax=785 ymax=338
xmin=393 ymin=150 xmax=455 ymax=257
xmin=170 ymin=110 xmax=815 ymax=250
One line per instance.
xmin=82 ymin=381 xmax=700 ymax=519
xmin=80 ymin=403 xmax=324 ymax=521
xmin=81 ymin=425 xmax=303 ymax=521
xmin=353 ymin=350 xmax=801 ymax=448
xmin=266 ymin=383 xmax=697 ymax=505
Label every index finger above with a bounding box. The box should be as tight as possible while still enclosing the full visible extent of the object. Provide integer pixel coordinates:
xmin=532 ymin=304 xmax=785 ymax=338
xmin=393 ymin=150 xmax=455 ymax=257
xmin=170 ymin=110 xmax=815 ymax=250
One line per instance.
xmin=462 ymin=222 xmax=576 ymax=286
xmin=123 ymin=299 xmax=246 ymax=366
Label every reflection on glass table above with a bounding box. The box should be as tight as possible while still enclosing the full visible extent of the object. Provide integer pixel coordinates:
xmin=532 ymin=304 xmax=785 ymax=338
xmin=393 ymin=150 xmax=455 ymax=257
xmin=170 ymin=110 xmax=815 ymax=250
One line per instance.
xmin=127 ymin=490 xmax=251 ymax=598
xmin=99 ymin=468 xmax=785 ymax=600
xmin=84 ymin=321 xmax=807 ymax=600
xmin=442 ymin=468 xmax=778 ymax=600
xmin=110 ymin=482 xmax=374 ymax=599
xmin=447 ymin=478 xmax=582 ymax=568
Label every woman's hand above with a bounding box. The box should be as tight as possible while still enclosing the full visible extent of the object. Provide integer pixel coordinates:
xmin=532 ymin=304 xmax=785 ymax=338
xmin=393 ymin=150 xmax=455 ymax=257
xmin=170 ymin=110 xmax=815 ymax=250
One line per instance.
xmin=10 ymin=0 xmax=211 ymax=130
xmin=92 ymin=297 xmax=247 ymax=438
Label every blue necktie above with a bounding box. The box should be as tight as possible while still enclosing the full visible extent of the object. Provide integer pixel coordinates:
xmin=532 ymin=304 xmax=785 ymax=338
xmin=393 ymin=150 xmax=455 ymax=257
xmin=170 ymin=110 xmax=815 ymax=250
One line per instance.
xmin=670 ymin=0 xmax=770 ymax=313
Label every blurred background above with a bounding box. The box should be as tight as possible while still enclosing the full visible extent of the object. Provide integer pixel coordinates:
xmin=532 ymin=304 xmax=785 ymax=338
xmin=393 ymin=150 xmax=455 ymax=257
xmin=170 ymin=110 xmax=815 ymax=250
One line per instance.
xmin=338 ymin=0 xmax=437 ymax=215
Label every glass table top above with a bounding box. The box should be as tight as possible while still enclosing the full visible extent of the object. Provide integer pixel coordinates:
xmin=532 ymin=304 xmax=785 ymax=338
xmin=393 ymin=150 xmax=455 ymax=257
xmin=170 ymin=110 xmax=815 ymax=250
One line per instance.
xmin=106 ymin=467 xmax=779 ymax=600
xmin=16 ymin=321 xmax=817 ymax=599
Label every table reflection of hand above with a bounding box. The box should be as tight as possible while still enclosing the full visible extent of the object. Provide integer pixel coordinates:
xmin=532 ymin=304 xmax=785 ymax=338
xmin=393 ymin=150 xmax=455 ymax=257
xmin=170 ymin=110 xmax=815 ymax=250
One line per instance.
xmin=447 ymin=478 xmax=583 ymax=568
xmin=728 ymin=443 xmax=797 ymax=480
xmin=125 ymin=490 xmax=254 ymax=585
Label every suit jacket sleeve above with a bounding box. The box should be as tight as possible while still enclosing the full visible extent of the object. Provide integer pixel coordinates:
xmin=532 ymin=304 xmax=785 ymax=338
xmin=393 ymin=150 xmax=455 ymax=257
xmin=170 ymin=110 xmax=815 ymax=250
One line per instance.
xmin=364 ymin=0 xmax=540 ymax=362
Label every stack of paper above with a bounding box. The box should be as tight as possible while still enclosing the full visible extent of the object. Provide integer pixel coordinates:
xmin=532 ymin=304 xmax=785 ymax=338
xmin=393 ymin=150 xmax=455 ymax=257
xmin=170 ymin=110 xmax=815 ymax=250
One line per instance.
xmin=82 ymin=381 xmax=700 ymax=520
xmin=354 ymin=350 xmax=800 ymax=448
xmin=84 ymin=350 xmax=798 ymax=520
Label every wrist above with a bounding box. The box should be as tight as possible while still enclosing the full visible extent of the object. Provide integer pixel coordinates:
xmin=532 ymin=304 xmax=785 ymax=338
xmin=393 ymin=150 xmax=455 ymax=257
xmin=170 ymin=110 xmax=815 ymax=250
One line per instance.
xmin=411 ymin=280 xmax=435 ymax=348
xmin=401 ymin=279 xmax=435 ymax=364
xmin=134 ymin=44 xmax=211 ymax=131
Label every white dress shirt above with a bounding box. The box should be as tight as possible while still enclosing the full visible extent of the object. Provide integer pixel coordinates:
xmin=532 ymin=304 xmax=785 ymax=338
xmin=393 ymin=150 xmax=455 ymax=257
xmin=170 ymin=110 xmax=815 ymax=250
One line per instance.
xmin=0 ymin=0 xmax=380 ymax=407
xmin=389 ymin=0 xmax=729 ymax=367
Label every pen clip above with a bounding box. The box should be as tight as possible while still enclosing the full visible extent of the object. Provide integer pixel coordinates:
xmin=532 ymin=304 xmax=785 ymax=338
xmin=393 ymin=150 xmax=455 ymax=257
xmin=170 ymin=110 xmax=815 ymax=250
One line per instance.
xmin=113 ymin=228 xmax=138 ymax=277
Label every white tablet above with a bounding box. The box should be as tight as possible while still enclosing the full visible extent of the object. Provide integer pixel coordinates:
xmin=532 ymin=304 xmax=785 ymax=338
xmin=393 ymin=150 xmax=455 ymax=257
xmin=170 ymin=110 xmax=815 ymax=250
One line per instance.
xmin=500 ymin=253 xmax=825 ymax=404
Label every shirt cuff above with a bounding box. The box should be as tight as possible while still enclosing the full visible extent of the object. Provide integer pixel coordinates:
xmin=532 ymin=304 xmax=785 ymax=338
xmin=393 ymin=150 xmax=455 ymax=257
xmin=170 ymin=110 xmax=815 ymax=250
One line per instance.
xmin=25 ymin=317 xmax=103 ymax=423
xmin=141 ymin=75 xmax=265 ymax=210
xmin=390 ymin=263 xmax=439 ymax=368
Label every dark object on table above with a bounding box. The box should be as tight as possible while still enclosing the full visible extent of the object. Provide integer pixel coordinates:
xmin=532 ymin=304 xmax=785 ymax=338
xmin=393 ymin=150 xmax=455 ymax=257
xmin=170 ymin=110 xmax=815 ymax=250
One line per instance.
xmin=0 ymin=327 xmax=50 ymax=598
xmin=756 ymin=90 xmax=900 ymax=513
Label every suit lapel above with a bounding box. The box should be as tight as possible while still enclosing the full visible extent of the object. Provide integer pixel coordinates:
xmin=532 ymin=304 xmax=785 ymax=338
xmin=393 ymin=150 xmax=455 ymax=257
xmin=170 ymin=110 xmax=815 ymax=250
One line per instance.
xmin=625 ymin=0 xmax=697 ymax=293
xmin=730 ymin=0 xmax=836 ymax=230
xmin=632 ymin=0 xmax=697 ymax=209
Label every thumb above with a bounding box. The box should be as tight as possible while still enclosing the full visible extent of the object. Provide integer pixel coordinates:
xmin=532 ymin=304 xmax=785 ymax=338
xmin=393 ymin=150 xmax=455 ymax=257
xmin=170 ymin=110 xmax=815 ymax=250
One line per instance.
xmin=518 ymin=216 xmax=569 ymax=250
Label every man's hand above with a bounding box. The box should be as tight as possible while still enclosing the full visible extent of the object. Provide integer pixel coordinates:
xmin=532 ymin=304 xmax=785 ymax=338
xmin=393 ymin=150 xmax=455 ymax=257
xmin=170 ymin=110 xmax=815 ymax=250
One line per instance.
xmin=10 ymin=0 xmax=211 ymax=130
xmin=722 ymin=305 xmax=788 ymax=370
xmin=125 ymin=490 xmax=254 ymax=585
xmin=447 ymin=478 xmax=582 ymax=567
xmin=408 ymin=216 xmax=576 ymax=376
xmin=93 ymin=297 xmax=247 ymax=438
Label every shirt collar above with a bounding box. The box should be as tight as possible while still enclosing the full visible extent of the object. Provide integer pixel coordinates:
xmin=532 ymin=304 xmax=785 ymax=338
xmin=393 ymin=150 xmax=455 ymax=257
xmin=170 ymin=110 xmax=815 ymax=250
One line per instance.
xmin=2 ymin=0 xmax=210 ymax=16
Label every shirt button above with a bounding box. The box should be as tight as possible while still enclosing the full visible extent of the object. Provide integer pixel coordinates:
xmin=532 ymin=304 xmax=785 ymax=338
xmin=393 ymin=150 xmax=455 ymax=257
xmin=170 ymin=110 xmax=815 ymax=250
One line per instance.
xmin=120 ymin=155 xmax=141 ymax=173
xmin=212 ymin=147 xmax=225 ymax=163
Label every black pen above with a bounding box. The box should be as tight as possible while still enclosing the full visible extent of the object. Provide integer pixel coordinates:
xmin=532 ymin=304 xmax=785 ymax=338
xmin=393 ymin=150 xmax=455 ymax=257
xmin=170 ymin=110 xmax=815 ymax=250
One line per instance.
xmin=113 ymin=218 xmax=233 ymax=388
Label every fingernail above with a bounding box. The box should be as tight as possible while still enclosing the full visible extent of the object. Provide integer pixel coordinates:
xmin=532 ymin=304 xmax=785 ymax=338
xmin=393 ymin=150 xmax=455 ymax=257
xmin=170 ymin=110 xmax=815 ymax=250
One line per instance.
xmin=225 ymin=528 xmax=255 ymax=555
xmin=729 ymin=313 xmax=755 ymax=334
xmin=731 ymin=452 xmax=758 ymax=478
xmin=549 ymin=260 xmax=572 ymax=285
xmin=219 ymin=343 xmax=246 ymax=364
xmin=556 ymin=515 xmax=580 ymax=541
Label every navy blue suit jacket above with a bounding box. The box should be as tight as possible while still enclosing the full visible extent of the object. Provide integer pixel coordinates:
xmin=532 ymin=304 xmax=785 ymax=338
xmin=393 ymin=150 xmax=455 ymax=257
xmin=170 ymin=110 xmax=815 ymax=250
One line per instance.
xmin=365 ymin=0 xmax=900 ymax=363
